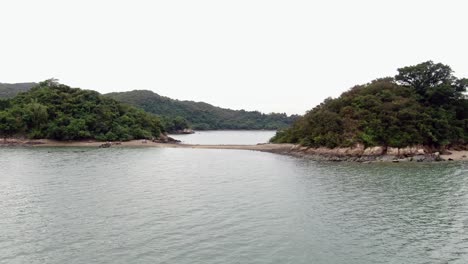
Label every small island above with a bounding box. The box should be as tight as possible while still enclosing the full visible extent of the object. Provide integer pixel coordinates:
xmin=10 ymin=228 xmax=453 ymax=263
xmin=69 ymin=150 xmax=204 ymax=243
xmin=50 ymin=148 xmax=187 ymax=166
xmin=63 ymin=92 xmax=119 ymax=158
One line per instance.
xmin=270 ymin=61 xmax=467 ymax=161
xmin=0 ymin=80 xmax=166 ymax=142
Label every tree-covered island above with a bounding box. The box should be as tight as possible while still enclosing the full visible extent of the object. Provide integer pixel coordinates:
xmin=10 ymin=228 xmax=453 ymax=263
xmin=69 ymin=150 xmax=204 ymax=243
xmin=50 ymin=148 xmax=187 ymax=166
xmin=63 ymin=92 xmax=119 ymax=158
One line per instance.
xmin=0 ymin=80 xmax=165 ymax=141
xmin=271 ymin=61 xmax=468 ymax=150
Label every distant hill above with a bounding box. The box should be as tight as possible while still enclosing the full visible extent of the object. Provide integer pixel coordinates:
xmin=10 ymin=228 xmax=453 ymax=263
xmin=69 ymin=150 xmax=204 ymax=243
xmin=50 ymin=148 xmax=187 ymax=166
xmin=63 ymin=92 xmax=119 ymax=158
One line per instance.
xmin=0 ymin=82 xmax=36 ymax=98
xmin=106 ymin=90 xmax=299 ymax=130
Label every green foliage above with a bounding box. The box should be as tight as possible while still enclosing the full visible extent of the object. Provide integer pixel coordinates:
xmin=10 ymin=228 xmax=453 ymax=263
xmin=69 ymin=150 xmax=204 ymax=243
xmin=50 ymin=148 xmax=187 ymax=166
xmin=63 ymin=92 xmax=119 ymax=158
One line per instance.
xmin=396 ymin=61 xmax=467 ymax=105
xmin=2 ymin=82 xmax=298 ymax=132
xmin=106 ymin=90 xmax=298 ymax=130
xmin=161 ymin=116 xmax=190 ymax=132
xmin=0 ymin=80 xmax=164 ymax=141
xmin=0 ymin=110 xmax=21 ymax=140
xmin=272 ymin=62 xmax=468 ymax=148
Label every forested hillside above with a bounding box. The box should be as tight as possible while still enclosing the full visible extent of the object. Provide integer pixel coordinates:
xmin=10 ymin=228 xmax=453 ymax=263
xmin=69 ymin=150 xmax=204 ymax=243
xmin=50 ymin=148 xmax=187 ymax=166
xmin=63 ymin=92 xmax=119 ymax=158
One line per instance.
xmin=0 ymin=80 xmax=164 ymax=141
xmin=106 ymin=90 xmax=298 ymax=130
xmin=1 ymin=82 xmax=297 ymax=131
xmin=0 ymin=82 xmax=36 ymax=98
xmin=271 ymin=61 xmax=468 ymax=149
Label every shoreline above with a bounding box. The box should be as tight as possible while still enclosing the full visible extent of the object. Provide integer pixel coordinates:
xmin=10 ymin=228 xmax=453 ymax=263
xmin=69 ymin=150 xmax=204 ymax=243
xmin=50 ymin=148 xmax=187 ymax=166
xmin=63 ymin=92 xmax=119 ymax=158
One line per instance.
xmin=0 ymin=139 xmax=467 ymax=162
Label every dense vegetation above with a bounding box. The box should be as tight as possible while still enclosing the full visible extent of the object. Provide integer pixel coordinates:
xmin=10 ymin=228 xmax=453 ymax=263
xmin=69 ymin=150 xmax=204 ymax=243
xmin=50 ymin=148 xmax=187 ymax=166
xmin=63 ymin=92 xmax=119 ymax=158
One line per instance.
xmin=106 ymin=90 xmax=298 ymax=130
xmin=0 ymin=80 xmax=164 ymax=141
xmin=0 ymin=82 xmax=36 ymax=98
xmin=271 ymin=61 xmax=468 ymax=149
xmin=0 ymin=82 xmax=297 ymax=131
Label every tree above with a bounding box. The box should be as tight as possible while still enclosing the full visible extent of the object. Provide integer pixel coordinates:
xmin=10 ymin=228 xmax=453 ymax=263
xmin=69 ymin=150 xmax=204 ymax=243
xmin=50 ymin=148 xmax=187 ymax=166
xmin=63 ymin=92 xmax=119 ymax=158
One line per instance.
xmin=395 ymin=61 xmax=467 ymax=104
xmin=24 ymin=100 xmax=49 ymax=129
xmin=0 ymin=111 xmax=20 ymax=142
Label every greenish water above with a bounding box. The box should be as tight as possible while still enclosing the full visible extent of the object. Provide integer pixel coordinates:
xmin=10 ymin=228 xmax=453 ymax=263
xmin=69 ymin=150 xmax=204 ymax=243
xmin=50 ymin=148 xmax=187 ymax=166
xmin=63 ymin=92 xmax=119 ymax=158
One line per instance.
xmin=0 ymin=147 xmax=467 ymax=264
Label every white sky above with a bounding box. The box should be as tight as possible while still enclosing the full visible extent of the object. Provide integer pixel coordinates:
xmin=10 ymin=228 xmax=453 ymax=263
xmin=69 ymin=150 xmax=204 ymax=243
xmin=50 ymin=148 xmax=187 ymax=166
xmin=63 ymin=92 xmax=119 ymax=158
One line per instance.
xmin=1 ymin=0 xmax=467 ymax=115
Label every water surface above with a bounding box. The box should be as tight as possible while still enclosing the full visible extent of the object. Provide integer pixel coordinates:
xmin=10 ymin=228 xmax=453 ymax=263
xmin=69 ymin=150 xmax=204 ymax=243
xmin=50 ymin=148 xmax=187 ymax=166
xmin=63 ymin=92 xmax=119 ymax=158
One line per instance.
xmin=169 ymin=130 xmax=276 ymax=145
xmin=0 ymin=144 xmax=467 ymax=263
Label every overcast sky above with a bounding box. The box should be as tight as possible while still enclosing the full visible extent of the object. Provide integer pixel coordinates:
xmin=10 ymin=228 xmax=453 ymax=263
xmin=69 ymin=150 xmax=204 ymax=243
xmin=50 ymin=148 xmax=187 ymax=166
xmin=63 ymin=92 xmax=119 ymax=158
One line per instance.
xmin=1 ymin=0 xmax=467 ymax=115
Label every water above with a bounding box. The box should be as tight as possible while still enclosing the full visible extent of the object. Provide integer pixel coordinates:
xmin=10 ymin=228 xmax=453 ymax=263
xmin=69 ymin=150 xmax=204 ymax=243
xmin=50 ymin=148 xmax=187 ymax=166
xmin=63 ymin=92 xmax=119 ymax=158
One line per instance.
xmin=1 ymin=135 xmax=468 ymax=263
xmin=169 ymin=130 xmax=276 ymax=145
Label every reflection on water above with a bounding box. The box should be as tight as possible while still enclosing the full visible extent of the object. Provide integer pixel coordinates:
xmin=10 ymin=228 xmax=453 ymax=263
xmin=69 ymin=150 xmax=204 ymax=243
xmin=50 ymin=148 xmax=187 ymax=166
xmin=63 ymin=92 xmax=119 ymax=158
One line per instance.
xmin=0 ymin=146 xmax=467 ymax=264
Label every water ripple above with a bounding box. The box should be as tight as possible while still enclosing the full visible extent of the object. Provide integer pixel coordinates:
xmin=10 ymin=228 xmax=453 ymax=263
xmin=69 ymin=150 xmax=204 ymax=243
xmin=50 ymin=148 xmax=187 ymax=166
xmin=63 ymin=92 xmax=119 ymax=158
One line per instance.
xmin=0 ymin=148 xmax=467 ymax=263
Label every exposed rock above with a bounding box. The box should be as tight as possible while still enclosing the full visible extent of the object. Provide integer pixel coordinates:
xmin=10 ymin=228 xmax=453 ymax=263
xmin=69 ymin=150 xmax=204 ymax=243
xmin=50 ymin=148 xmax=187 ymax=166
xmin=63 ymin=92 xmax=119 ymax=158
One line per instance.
xmin=290 ymin=145 xmax=300 ymax=151
xmin=399 ymin=146 xmax=419 ymax=156
xmin=363 ymin=146 xmax=384 ymax=156
xmin=347 ymin=144 xmax=365 ymax=156
xmin=172 ymin=129 xmax=195 ymax=134
xmin=99 ymin=142 xmax=112 ymax=148
xmin=153 ymin=134 xmax=181 ymax=143
xmin=304 ymin=144 xmax=364 ymax=157
xmin=299 ymin=146 xmax=309 ymax=152
xmin=282 ymin=143 xmax=464 ymax=163
xmin=387 ymin=147 xmax=399 ymax=156
xmin=413 ymin=155 xmax=426 ymax=162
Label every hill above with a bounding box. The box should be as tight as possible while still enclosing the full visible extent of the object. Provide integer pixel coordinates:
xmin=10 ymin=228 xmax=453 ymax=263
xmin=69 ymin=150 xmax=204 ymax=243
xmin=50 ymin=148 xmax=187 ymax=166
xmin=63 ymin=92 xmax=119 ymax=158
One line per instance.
xmin=0 ymin=80 xmax=164 ymax=141
xmin=271 ymin=61 xmax=468 ymax=149
xmin=0 ymin=82 xmax=36 ymax=98
xmin=106 ymin=90 xmax=298 ymax=130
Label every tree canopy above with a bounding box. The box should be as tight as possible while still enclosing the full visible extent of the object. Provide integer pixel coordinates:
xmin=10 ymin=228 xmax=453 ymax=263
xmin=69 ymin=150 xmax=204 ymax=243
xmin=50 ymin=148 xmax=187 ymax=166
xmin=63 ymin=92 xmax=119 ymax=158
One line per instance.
xmin=0 ymin=82 xmax=298 ymax=131
xmin=271 ymin=62 xmax=468 ymax=149
xmin=0 ymin=80 xmax=164 ymax=141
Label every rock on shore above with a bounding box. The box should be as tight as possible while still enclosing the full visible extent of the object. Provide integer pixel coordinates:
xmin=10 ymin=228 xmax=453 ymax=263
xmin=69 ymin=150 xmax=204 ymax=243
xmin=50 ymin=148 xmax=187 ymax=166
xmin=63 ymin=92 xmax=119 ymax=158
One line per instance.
xmin=280 ymin=144 xmax=461 ymax=162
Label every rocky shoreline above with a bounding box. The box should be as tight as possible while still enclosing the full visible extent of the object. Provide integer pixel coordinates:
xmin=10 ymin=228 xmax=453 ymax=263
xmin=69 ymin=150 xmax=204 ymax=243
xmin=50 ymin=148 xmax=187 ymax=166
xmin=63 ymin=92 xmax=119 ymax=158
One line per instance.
xmin=0 ymin=139 xmax=466 ymax=162
xmin=266 ymin=144 xmax=467 ymax=162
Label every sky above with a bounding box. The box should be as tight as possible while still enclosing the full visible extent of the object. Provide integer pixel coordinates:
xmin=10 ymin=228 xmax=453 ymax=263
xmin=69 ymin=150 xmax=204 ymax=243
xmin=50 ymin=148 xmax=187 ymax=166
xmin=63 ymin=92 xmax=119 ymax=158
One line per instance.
xmin=1 ymin=0 xmax=467 ymax=115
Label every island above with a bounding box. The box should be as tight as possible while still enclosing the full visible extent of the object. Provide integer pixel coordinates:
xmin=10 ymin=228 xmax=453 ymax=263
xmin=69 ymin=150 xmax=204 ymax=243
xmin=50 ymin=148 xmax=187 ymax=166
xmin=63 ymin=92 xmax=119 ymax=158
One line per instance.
xmin=270 ymin=61 xmax=467 ymax=161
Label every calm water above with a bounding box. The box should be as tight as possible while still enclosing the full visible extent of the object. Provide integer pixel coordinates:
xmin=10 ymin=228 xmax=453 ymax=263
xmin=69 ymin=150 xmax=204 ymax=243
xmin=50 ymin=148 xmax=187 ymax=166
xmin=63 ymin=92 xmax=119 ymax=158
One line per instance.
xmin=169 ymin=130 xmax=276 ymax=145
xmin=1 ymin=135 xmax=468 ymax=263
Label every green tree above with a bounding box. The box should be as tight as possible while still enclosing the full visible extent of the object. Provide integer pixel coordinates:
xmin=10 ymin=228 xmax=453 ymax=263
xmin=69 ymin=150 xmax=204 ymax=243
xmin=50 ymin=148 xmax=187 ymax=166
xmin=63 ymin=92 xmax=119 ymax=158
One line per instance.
xmin=395 ymin=61 xmax=467 ymax=104
xmin=0 ymin=111 xmax=20 ymax=142
xmin=24 ymin=100 xmax=49 ymax=129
